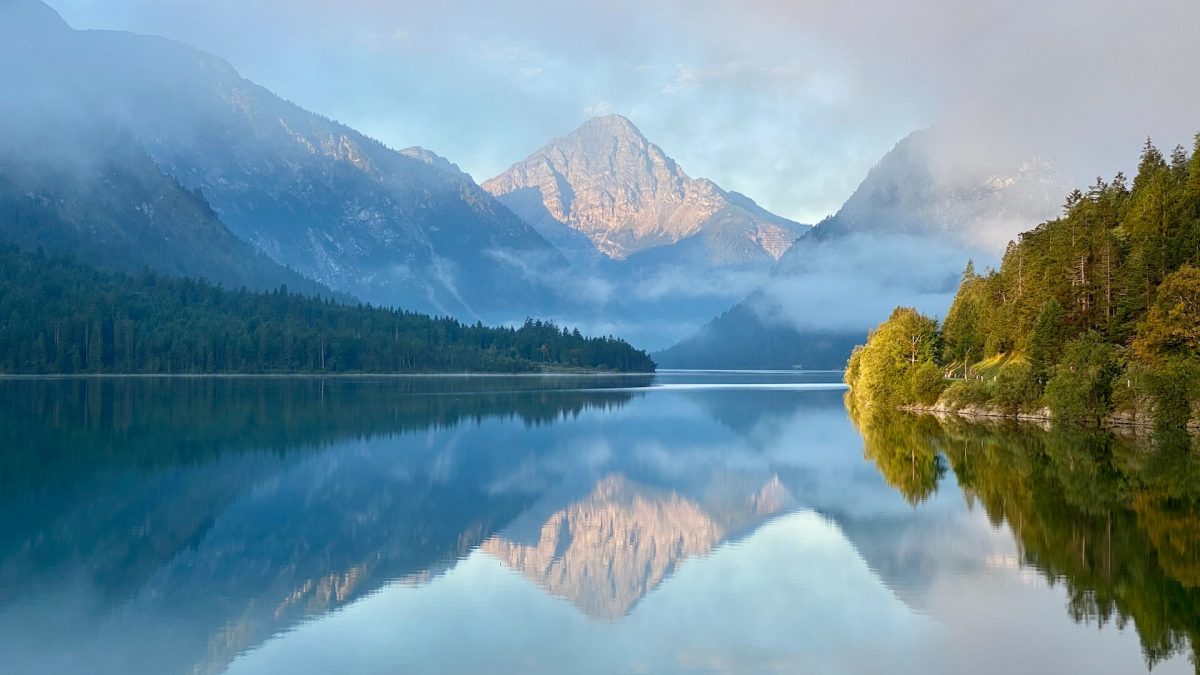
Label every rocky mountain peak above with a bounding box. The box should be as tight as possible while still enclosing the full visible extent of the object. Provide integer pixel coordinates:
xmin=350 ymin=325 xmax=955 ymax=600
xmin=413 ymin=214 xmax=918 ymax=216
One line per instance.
xmin=575 ymin=113 xmax=648 ymax=142
xmin=483 ymin=115 xmax=806 ymax=262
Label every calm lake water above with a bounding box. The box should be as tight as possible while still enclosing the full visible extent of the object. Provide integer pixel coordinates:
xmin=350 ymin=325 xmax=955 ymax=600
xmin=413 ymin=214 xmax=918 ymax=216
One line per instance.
xmin=1 ymin=371 xmax=1197 ymax=674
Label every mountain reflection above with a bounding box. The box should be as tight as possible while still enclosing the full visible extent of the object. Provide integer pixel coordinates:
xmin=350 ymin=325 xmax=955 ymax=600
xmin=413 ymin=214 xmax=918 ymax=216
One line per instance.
xmin=5 ymin=374 xmax=1196 ymax=675
xmin=850 ymin=406 xmax=1200 ymax=668
xmin=482 ymin=472 xmax=792 ymax=619
xmin=0 ymin=376 xmax=649 ymax=675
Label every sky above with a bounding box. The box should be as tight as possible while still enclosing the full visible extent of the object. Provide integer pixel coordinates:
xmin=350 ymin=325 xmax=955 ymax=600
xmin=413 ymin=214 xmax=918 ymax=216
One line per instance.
xmin=48 ymin=0 xmax=1200 ymax=224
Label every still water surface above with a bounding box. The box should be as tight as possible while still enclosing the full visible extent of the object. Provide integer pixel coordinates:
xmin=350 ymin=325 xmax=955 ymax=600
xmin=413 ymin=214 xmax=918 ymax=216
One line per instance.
xmin=0 ymin=371 xmax=1197 ymax=674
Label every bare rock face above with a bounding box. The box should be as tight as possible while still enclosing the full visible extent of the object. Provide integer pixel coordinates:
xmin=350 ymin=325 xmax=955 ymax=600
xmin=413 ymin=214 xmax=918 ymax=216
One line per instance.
xmin=483 ymin=115 xmax=807 ymax=265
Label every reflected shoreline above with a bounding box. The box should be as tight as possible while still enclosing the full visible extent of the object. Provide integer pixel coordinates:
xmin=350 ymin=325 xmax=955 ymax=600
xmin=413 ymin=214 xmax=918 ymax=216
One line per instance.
xmin=2 ymin=373 xmax=1195 ymax=674
xmin=898 ymin=402 xmax=1200 ymax=435
xmin=849 ymin=402 xmax=1200 ymax=669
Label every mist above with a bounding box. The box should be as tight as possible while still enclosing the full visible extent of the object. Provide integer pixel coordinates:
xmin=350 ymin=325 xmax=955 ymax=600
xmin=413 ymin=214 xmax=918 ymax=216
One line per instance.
xmin=47 ymin=0 xmax=1200 ymax=225
xmin=8 ymin=0 xmax=1200 ymax=355
xmin=753 ymin=232 xmax=985 ymax=333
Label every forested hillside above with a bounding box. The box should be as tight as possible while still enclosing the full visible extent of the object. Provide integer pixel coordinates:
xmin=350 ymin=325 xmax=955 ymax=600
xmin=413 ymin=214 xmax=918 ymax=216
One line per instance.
xmin=0 ymin=247 xmax=655 ymax=374
xmin=846 ymin=134 xmax=1200 ymax=427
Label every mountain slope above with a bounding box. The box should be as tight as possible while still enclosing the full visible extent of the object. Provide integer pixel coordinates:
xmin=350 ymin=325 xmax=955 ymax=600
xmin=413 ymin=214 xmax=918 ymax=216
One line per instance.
xmin=1 ymin=0 xmax=573 ymax=321
xmin=483 ymin=114 xmax=807 ymax=264
xmin=0 ymin=3 xmax=329 ymax=296
xmin=657 ymin=127 xmax=1066 ymax=369
xmin=0 ymin=132 xmax=332 ymax=297
xmin=786 ymin=127 xmax=1065 ymax=254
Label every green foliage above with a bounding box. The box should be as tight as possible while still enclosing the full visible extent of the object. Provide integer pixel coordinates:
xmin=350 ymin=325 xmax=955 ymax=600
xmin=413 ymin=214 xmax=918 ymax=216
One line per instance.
xmin=0 ymin=247 xmax=655 ymax=374
xmin=1134 ymin=264 xmax=1200 ymax=358
xmin=845 ymin=307 xmax=941 ymax=408
xmin=907 ymin=361 xmax=948 ymax=405
xmin=1028 ymin=298 xmax=1070 ymax=386
xmin=940 ymin=379 xmax=992 ymax=410
xmin=941 ymin=261 xmax=986 ymax=365
xmin=990 ymin=361 xmax=1039 ymax=414
xmin=1144 ymin=358 xmax=1200 ymax=431
xmin=867 ymin=132 xmax=1200 ymax=427
xmin=1044 ymin=332 xmax=1118 ymax=423
xmin=844 ymin=344 xmax=864 ymax=387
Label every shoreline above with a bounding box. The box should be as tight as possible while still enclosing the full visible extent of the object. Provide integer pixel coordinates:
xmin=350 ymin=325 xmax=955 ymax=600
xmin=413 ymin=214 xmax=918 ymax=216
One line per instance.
xmin=898 ymin=402 xmax=1200 ymax=434
xmin=0 ymin=370 xmax=659 ymax=380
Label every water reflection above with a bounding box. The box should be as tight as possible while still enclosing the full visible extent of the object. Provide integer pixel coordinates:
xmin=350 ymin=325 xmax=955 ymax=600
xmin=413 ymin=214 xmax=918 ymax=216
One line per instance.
xmin=850 ymin=405 xmax=1200 ymax=668
xmin=481 ymin=472 xmax=793 ymax=619
xmin=0 ymin=374 xmax=1196 ymax=674
xmin=0 ymin=376 xmax=650 ymax=675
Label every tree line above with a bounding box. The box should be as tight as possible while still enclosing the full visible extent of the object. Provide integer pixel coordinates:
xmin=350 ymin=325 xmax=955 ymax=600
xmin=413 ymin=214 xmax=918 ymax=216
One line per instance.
xmin=846 ymin=132 xmax=1200 ymax=427
xmin=0 ymin=246 xmax=656 ymax=374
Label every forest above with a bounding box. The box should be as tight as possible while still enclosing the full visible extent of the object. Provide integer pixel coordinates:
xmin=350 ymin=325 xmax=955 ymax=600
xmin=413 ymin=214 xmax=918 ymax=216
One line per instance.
xmin=846 ymin=132 xmax=1200 ymax=428
xmin=0 ymin=246 xmax=656 ymax=374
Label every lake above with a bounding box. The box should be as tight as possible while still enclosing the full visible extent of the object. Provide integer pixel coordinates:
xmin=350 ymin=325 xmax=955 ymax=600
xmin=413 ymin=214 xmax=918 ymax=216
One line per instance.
xmin=0 ymin=371 xmax=1197 ymax=674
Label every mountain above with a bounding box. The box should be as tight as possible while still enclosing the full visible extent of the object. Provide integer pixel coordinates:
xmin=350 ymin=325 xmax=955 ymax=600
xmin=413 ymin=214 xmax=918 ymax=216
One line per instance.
xmin=656 ymin=126 xmax=1066 ymax=369
xmin=786 ymin=127 xmax=1065 ymax=253
xmin=0 ymin=3 xmax=330 ymax=296
xmin=0 ymin=0 xmax=576 ymax=321
xmin=484 ymin=114 xmax=807 ymax=264
xmin=483 ymin=115 xmax=809 ymax=348
xmin=0 ymin=132 xmax=332 ymax=297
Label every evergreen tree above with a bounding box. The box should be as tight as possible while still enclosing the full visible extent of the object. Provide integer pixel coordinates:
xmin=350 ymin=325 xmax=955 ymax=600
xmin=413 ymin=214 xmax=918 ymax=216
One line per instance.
xmin=851 ymin=131 xmax=1200 ymax=428
xmin=0 ymin=247 xmax=656 ymax=375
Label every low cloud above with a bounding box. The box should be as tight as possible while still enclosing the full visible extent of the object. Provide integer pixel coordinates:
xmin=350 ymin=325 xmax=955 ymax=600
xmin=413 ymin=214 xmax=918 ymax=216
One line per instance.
xmin=55 ymin=0 xmax=1200 ymax=227
xmin=629 ymin=265 xmax=768 ymax=303
xmin=486 ymin=247 xmax=616 ymax=306
xmin=751 ymin=232 xmax=989 ymax=333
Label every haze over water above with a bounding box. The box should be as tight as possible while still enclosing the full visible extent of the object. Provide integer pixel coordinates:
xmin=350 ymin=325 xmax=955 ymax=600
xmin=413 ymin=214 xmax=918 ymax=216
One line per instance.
xmin=0 ymin=372 xmax=1195 ymax=674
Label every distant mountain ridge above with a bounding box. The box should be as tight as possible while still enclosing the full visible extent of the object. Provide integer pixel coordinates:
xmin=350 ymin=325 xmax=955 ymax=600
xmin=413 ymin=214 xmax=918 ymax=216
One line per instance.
xmin=794 ymin=127 xmax=1065 ymax=252
xmin=657 ymin=126 xmax=1066 ymax=369
xmin=0 ymin=0 xmax=580 ymax=322
xmin=483 ymin=115 xmax=808 ymax=265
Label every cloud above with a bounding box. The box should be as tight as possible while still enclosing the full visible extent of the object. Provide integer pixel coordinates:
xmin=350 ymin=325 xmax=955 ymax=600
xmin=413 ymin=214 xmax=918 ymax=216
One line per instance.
xmin=630 ymin=265 xmax=768 ymax=303
xmin=751 ymin=232 xmax=988 ymax=333
xmin=582 ymin=101 xmax=613 ymax=117
xmin=485 ymin=247 xmax=615 ymax=306
xmin=46 ymin=0 xmax=1200 ymax=228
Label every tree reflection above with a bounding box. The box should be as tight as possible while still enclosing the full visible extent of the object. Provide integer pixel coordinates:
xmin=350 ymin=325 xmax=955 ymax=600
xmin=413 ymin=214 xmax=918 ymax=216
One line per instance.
xmin=0 ymin=376 xmax=647 ymax=624
xmin=848 ymin=398 xmax=947 ymax=505
xmin=849 ymin=408 xmax=1200 ymax=668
